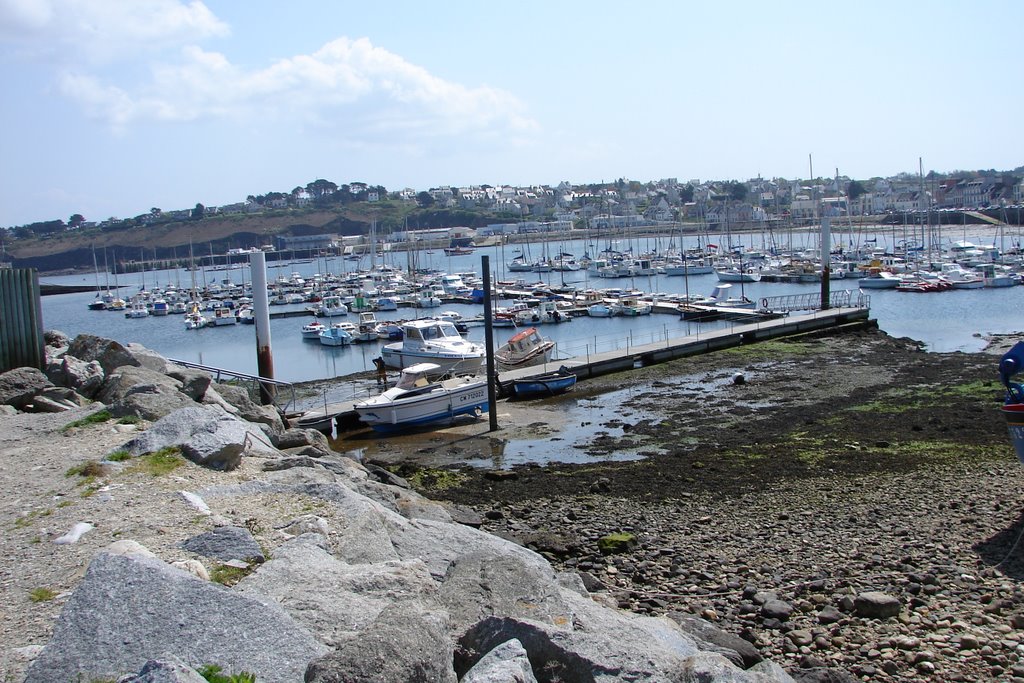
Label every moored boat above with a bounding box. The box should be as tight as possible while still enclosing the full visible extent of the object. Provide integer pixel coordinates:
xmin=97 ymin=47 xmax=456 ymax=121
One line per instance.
xmin=319 ymin=323 xmax=354 ymax=346
xmin=381 ymin=318 xmax=485 ymax=376
xmin=353 ymin=362 xmax=488 ymax=432
xmin=497 ymin=366 xmax=577 ymax=399
xmin=301 ymin=319 xmax=326 ymax=339
xmin=495 ymin=327 xmax=555 ymax=369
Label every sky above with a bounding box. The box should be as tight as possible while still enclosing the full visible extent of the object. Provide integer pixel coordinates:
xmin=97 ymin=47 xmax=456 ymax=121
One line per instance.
xmin=1 ymin=0 xmax=1021 ymax=227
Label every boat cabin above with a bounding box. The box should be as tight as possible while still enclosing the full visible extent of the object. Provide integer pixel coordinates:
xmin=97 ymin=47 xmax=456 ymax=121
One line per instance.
xmin=395 ymin=363 xmax=442 ymax=390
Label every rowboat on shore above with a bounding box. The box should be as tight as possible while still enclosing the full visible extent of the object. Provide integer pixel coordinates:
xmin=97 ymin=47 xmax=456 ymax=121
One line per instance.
xmin=497 ymin=366 xmax=577 ymax=399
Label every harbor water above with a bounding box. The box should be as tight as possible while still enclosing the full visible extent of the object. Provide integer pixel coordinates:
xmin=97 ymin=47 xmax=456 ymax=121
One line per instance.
xmin=36 ymin=231 xmax=1024 ymax=386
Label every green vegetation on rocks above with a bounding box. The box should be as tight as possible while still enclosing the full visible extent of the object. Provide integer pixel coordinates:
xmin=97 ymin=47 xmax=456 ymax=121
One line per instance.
xmin=597 ymin=532 xmax=636 ymax=555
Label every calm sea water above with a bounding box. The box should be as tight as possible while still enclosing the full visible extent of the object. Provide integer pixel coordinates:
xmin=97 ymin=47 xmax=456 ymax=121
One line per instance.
xmin=37 ymin=231 xmax=1024 ymax=385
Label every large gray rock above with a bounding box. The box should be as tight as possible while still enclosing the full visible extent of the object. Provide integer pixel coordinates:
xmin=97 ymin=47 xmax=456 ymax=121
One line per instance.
xmin=23 ymin=552 xmax=327 ymax=683
xmin=97 ymin=365 xmax=194 ymax=420
xmin=461 ymin=638 xmax=538 ymax=683
xmin=67 ymin=334 xmax=140 ymax=374
xmin=47 ymin=354 xmax=105 ymax=398
xmin=304 ymin=603 xmax=457 ymax=683
xmin=44 ymin=329 xmax=70 ymax=349
xmin=120 ymin=655 xmax=209 ymax=682
xmin=204 ymin=383 xmax=285 ymax=433
xmin=853 ymin=591 xmax=901 ymax=619
xmin=273 ymin=427 xmax=331 ymax=451
xmin=123 ymin=405 xmax=279 ymax=470
xmin=236 ymin=533 xmax=439 ymax=649
xmin=669 ymin=613 xmax=763 ymax=669
xmin=180 ymin=526 xmax=265 ymax=563
xmin=0 ymin=367 xmax=53 ymax=409
xmin=124 ymin=342 xmax=175 ymax=374
xmin=164 ymin=366 xmax=213 ymax=401
xmin=456 ymin=613 xmax=699 ymax=683
xmin=437 ymin=550 xmax=570 ymax=633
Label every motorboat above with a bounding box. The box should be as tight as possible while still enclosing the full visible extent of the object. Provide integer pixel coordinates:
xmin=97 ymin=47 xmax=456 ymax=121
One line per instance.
xmin=353 ymin=362 xmax=488 ymax=432
xmin=319 ymin=323 xmax=354 ymax=346
xmin=211 ymin=306 xmax=237 ymax=325
xmin=315 ymin=295 xmax=349 ymax=317
xmin=612 ymin=297 xmax=653 ymax=316
xmin=495 ymin=327 xmax=555 ymax=369
xmin=124 ymin=299 xmax=149 ymax=319
xmin=380 ymin=318 xmax=485 ymax=375
xmin=515 ymin=300 xmax=570 ymax=325
xmin=353 ymin=311 xmax=380 ymax=342
xmin=301 ymin=319 xmax=326 ymax=339
xmin=856 ymin=269 xmax=901 ymax=289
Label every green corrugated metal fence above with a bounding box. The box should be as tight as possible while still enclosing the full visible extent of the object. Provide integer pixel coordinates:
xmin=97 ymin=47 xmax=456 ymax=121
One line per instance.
xmin=0 ymin=268 xmax=45 ymax=372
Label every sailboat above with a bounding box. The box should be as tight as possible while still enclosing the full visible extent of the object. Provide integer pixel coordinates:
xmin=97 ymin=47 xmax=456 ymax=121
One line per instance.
xmin=87 ymin=245 xmax=107 ymax=310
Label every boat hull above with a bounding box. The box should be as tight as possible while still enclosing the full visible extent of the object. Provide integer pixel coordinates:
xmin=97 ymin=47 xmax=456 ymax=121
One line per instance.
xmin=500 ymin=369 xmax=577 ymax=399
xmin=355 ymin=380 xmax=488 ymax=432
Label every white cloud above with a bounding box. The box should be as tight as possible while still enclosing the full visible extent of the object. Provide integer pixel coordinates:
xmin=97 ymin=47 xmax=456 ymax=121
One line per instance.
xmin=59 ymin=36 xmax=538 ymax=141
xmin=0 ymin=0 xmax=229 ymax=62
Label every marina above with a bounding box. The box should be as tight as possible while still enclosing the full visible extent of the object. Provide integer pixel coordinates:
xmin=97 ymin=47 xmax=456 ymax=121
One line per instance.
xmin=34 ymin=226 xmax=1024 ymax=397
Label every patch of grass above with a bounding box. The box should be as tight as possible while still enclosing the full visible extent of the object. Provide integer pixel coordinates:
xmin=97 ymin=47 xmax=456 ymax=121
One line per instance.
xmin=126 ymin=447 xmax=184 ymax=477
xmin=941 ymin=380 xmax=999 ymax=401
xmin=719 ymin=340 xmax=819 ymax=361
xmin=65 ymin=460 xmax=108 ymax=485
xmin=29 ymin=587 xmax=57 ymax=602
xmin=60 ymin=409 xmax=111 ymax=433
xmin=116 ymin=415 xmax=142 ymax=425
xmin=197 ymin=664 xmax=257 ymax=683
xmin=209 ymin=563 xmax=254 ymax=586
xmin=106 ymin=450 xmax=131 ymax=462
xmin=407 ymin=468 xmax=468 ymax=491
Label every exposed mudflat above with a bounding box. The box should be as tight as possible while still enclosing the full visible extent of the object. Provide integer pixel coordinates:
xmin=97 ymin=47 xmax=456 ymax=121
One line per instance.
xmin=362 ymin=328 xmax=1024 ymax=681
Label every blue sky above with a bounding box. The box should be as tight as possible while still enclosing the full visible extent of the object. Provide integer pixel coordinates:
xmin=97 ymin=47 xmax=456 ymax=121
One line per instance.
xmin=2 ymin=0 xmax=1021 ymax=227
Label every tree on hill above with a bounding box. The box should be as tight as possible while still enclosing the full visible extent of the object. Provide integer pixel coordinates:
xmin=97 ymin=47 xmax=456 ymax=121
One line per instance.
xmin=306 ymin=179 xmax=338 ymax=200
xmin=416 ymin=191 xmax=435 ymax=208
xmin=192 ymin=203 xmax=205 ymax=220
xmin=847 ymin=180 xmax=867 ymax=202
xmin=678 ymin=184 xmax=695 ymax=204
xmin=68 ymin=213 xmax=86 ymax=228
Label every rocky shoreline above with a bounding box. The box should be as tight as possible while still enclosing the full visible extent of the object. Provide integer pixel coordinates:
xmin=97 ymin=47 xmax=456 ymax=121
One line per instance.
xmin=2 ymin=328 xmax=1023 ymax=681
xmin=1 ymin=331 xmax=807 ymax=682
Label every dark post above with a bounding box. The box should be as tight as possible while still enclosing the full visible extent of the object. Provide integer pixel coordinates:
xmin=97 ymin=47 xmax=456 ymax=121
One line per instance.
xmin=820 ymin=214 xmax=831 ymax=310
xmin=481 ymin=255 xmax=499 ymax=431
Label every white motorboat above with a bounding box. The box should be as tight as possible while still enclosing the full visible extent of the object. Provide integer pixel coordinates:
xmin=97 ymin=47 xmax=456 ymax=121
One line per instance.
xmin=315 ymin=295 xmax=349 ymax=317
xmin=211 ymin=306 xmax=237 ymax=326
xmin=353 ymin=362 xmax=488 ymax=432
xmin=319 ymin=323 xmax=354 ymax=346
xmin=124 ymin=299 xmax=149 ymax=319
xmin=857 ymin=270 xmax=901 ymax=289
xmin=611 ymin=297 xmax=653 ymax=316
xmin=495 ymin=327 xmax=555 ymax=369
xmin=381 ymin=319 xmax=485 ymax=375
xmin=301 ymin=319 xmax=326 ymax=339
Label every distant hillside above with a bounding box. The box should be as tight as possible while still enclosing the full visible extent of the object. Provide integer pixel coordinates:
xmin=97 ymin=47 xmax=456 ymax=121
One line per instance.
xmin=5 ymin=204 xmax=508 ymax=273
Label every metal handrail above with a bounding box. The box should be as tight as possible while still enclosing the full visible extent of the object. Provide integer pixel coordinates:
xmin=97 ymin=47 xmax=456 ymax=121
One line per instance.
xmin=167 ymin=357 xmax=297 ymax=413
